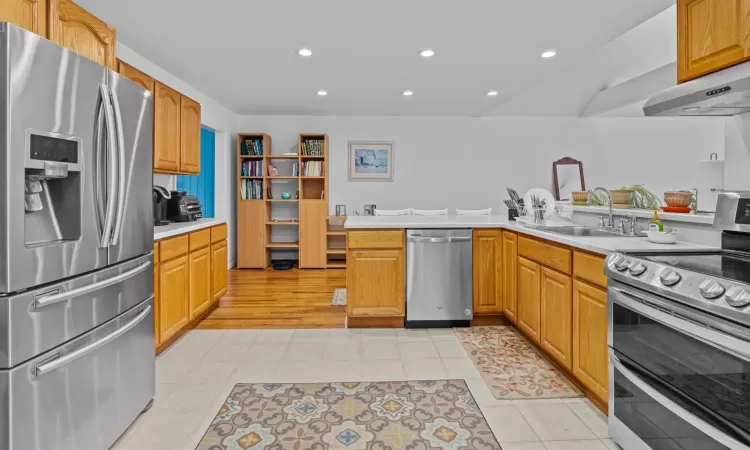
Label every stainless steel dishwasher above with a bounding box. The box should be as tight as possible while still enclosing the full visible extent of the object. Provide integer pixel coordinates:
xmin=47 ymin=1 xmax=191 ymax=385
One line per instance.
xmin=406 ymin=229 xmax=473 ymax=327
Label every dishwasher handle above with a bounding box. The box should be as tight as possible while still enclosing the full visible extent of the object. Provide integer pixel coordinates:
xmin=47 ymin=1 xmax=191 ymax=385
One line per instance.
xmin=408 ymin=236 xmax=472 ymax=244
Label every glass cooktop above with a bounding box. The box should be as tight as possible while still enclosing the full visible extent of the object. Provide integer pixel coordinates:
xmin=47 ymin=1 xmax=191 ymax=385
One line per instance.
xmin=638 ymin=252 xmax=750 ymax=286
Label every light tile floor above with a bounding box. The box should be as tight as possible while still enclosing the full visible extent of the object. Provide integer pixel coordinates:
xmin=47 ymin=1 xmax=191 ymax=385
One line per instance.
xmin=111 ymin=328 xmax=616 ymax=450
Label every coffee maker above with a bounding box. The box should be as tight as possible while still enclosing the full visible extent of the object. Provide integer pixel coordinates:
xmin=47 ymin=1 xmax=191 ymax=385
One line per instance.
xmin=153 ymin=186 xmax=170 ymax=226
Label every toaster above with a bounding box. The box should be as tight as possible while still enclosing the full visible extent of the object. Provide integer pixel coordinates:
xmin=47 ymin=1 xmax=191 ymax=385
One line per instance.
xmin=166 ymin=190 xmax=202 ymax=222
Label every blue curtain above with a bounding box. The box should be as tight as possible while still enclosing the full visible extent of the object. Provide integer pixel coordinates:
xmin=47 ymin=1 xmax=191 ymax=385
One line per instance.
xmin=176 ymin=127 xmax=215 ymax=218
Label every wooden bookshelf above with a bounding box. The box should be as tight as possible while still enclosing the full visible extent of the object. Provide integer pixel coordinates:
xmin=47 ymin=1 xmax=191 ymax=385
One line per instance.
xmin=326 ymin=216 xmax=347 ymax=269
xmin=237 ymin=132 xmax=330 ymax=269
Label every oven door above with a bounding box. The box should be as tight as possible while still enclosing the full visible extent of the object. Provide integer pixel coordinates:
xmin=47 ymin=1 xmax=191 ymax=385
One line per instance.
xmin=608 ymin=281 xmax=750 ymax=450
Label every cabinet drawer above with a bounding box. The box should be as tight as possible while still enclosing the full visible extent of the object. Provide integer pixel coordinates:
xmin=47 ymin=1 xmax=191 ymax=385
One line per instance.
xmin=159 ymin=235 xmax=189 ymax=261
xmin=348 ymin=230 xmax=404 ymax=249
xmin=518 ymin=235 xmax=572 ymax=275
xmin=211 ymin=223 xmax=227 ymax=243
xmin=189 ymin=228 xmax=211 ymax=251
xmin=153 ymin=243 xmax=159 ymax=264
xmin=573 ymin=250 xmax=607 ymax=288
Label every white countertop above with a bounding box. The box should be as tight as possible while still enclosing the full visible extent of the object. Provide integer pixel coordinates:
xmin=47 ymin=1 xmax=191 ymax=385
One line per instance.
xmin=154 ymin=218 xmax=226 ymax=241
xmin=344 ymin=215 xmax=718 ymax=255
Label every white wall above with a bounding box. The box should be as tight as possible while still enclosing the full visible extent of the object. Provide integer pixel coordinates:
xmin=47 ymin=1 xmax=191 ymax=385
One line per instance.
xmin=117 ymin=43 xmax=239 ymax=266
xmin=238 ymin=115 xmax=726 ymax=216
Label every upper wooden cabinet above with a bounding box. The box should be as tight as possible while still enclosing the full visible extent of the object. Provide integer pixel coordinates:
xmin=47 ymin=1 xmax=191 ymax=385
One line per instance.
xmin=541 ymin=267 xmax=573 ymax=370
xmin=573 ymin=279 xmax=609 ymax=403
xmin=517 ymin=256 xmax=541 ymax=343
xmin=179 ymin=96 xmax=201 ymax=174
xmin=48 ymin=0 xmax=116 ymax=70
xmin=502 ymin=231 xmax=518 ymax=323
xmin=677 ymin=0 xmax=750 ymax=83
xmin=473 ymin=229 xmax=503 ymax=315
xmin=1 ymin=0 xmax=47 ymax=35
xmin=117 ymin=60 xmax=155 ymax=93
xmin=154 ymin=82 xmax=181 ymax=173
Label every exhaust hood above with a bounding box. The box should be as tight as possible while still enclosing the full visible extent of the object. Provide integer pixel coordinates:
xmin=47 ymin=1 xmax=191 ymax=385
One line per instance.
xmin=644 ymin=61 xmax=750 ymax=116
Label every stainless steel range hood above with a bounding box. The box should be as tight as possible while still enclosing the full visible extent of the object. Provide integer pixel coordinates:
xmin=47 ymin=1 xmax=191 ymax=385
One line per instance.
xmin=644 ymin=61 xmax=750 ymax=116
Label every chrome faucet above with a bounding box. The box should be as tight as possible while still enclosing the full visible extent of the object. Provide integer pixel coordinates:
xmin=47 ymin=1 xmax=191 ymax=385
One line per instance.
xmin=626 ymin=214 xmax=637 ymax=236
xmin=593 ymin=187 xmax=614 ymax=228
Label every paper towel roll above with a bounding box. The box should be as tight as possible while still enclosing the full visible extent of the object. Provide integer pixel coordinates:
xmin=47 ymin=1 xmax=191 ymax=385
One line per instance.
xmin=697 ymin=158 xmax=724 ymax=212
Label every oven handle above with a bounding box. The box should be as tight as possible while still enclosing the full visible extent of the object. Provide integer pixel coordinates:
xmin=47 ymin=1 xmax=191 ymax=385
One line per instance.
xmin=610 ymin=286 xmax=750 ymax=362
xmin=610 ymin=353 xmax=750 ymax=450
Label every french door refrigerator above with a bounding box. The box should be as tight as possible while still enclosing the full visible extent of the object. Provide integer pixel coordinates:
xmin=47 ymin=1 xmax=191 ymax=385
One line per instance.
xmin=0 ymin=23 xmax=155 ymax=450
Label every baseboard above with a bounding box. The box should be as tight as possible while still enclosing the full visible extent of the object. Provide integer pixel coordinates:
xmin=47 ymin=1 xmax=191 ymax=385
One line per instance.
xmin=471 ymin=314 xmax=510 ymax=326
xmin=347 ymin=316 xmax=404 ymax=328
xmin=156 ymin=302 xmax=220 ymax=356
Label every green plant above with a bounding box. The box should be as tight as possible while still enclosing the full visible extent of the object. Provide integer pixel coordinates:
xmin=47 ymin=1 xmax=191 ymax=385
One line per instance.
xmin=587 ymin=190 xmax=608 ymax=206
xmin=621 ymin=185 xmax=662 ymax=210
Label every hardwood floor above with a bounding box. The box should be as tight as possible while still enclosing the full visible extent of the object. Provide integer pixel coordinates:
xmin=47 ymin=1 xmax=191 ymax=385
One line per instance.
xmin=195 ymin=267 xmax=347 ymax=329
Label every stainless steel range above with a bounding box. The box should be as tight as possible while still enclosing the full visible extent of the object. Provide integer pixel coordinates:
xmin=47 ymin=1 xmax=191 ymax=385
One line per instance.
xmin=0 ymin=23 xmax=154 ymax=450
xmin=606 ymin=192 xmax=750 ymax=450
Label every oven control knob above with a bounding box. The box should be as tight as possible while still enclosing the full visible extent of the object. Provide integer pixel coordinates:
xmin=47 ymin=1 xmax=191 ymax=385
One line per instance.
xmin=659 ymin=269 xmax=682 ymax=287
xmin=628 ymin=261 xmax=647 ymax=276
xmin=725 ymin=286 xmax=750 ymax=307
xmin=699 ymin=279 xmax=725 ymax=299
xmin=614 ymin=256 xmax=631 ymax=272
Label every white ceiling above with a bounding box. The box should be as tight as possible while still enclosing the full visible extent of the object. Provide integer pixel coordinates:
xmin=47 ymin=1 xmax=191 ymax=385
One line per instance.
xmin=77 ymin=0 xmax=674 ymax=116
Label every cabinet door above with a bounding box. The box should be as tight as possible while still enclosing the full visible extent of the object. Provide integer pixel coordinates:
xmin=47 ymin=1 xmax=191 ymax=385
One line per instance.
xmin=299 ymin=200 xmax=327 ymax=268
xmin=153 ymin=263 xmax=160 ymax=349
xmin=154 ymin=82 xmax=181 ymax=173
xmin=517 ymin=256 xmax=541 ymax=343
xmin=117 ymin=60 xmax=155 ymax=93
xmin=179 ymin=96 xmax=201 ymax=174
xmin=347 ymin=249 xmax=405 ymax=317
xmin=678 ymin=0 xmax=750 ymax=82
xmin=541 ymin=267 xmax=573 ymax=369
xmin=159 ymin=255 xmax=189 ymax=343
xmin=48 ymin=0 xmax=116 ymax=70
xmin=473 ymin=229 xmax=503 ymax=314
xmin=0 ymin=0 xmax=47 ymax=36
xmin=502 ymin=231 xmax=518 ymax=322
xmin=211 ymin=240 xmax=228 ymax=302
xmin=573 ymin=280 xmax=609 ymax=403
xmin=189 ymin=246 xmax=212 ymax=320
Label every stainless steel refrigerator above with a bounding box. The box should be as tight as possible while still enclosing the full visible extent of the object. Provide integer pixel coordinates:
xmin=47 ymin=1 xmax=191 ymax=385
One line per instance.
xmin=0 ymin=23 xmax=155 ymax=450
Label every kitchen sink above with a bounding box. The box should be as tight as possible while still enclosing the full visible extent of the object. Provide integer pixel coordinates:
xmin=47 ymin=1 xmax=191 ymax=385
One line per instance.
xmin=526 ymin=225 xmax=641 ymax=238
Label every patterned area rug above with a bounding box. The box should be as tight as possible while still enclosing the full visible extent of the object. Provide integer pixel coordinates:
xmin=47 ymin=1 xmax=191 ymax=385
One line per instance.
xmin=455 ymin=326 xmax=582 ymax=400
xmin=331 ymin=288 xmax=347 ymax=306
xmin=197 ymin=380 xmax=500 ymax=449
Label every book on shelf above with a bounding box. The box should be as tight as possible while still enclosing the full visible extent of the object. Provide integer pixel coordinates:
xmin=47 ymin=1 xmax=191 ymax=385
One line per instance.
xmin=301 ymin=139 xmax=324 ymax=156
xmin=241 ymin=179 xmax=263 ymax=199
xmin=292 ymin=162 xmax=299 ymax=177
xmin=266 ymin=165 xmax=279 ymax=177
xmin=282 ymin=152 xmax=298 ymax=156
xmin=301 ymin=160 xmax=324 ymax=176
xmin=241 ymin=160 xmax=263 ymax=176
xmin=241 ymin=138 xmax=264 ymax=156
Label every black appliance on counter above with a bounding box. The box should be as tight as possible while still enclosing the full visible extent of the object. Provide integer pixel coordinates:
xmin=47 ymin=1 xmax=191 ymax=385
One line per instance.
xmin=605 ymin=191 xmax=750 ymax=450
xmin=153 ymin=186 xmax=171 ymax=226
xmin=167 ymin=190 xmax=202 ymax=222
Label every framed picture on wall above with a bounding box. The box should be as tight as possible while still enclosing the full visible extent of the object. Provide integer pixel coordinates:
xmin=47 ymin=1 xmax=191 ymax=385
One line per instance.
xmin=348 ymin=141 xmax=394 ymax=182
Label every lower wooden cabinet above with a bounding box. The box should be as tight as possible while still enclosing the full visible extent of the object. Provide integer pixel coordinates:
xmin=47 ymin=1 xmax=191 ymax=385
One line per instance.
xmin=573 ymin=279 xmax=609 ymax=403
xmin=517 ymin=256 xmax=541 ymax=343
xmin=188 ymin=246 xmax=212 ymax=320
xmin=502 ymin=231 xmax=518 ymax=323
xmin=473 ymin=229 xmax=503 ymax=315
xmin=347 ymin=249 xmax=405 ymax=317
xmin=159 ymin=255 xmax=189 ymax=343
xmin=541 ymin=267 xmax=573 ymax=369
xmin=211 ymin=240 xmax=228 ymax=301
xmin=154 ymin=263 xmax=160 ymax=348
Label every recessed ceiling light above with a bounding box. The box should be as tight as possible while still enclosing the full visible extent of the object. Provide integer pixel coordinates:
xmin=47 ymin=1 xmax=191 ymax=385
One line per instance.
xmin=419 ymin=49 xmax=435 ymax=58
xmin=541 ymin=49 xmax=557 ymax=58
xmin=486 ymin=91 xmax=499 ymax=97
xmin=402 ymin=90 xmax=414 ymax=96
xmin=298 ymin=48 xmax=312 ymax=57
xmin=317 ymin=90 xmax=328 ymax=96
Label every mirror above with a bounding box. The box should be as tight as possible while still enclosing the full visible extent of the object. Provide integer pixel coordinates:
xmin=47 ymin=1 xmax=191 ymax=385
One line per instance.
xmin=553 ymin=157 xmax=585 ymax=201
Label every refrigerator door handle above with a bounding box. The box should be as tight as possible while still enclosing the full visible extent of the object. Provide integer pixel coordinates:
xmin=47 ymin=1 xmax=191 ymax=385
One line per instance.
xmin=99 ymin=83 xmax=118 ymax=248
xmin=109 ymin=86 xmax=127 ymax=245
xmin=34 ymin=302 xmax=153 ymax=378
xmin=33 ymin=261 xmax=152 ymax=308
xmin=94 ymin=98 xmax=106 ymax=234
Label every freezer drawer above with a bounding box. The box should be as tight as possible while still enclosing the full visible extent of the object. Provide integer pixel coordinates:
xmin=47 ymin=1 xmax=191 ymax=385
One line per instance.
xmin=0 ymin=254 xmax=152 ymax=369
xmin=0 ymin=298 xmax=155 ymax=450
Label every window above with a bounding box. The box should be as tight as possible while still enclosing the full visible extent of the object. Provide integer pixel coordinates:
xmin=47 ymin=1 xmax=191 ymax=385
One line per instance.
xmin=176 ymin=127 xmax=215 ymax=218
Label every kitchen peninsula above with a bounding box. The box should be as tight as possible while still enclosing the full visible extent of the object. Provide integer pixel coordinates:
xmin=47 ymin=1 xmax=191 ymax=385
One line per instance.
xmin=344 ymin=214 xmax=717 ymax=407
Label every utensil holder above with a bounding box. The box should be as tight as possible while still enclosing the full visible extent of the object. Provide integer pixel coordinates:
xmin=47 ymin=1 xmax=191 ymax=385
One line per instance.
xmin=532 ymin=207 xmax=546 ymax=225
xmin=508 ymin=208 xmax=519 ymax=221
